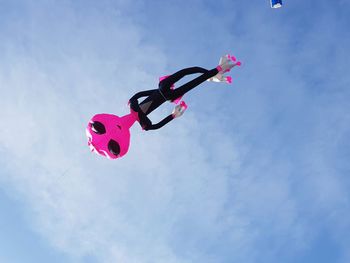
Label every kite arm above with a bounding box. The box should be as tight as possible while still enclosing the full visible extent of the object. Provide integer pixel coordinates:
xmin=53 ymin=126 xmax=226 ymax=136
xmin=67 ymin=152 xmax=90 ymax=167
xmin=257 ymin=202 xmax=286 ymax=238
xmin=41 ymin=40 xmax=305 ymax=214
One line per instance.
xmin=129 ymin=89 xmax=156 ymax=130
xmin=129 ymin=89 xmax=156 ymax=101
xmin=143 ymin=114 xmax=174 ymax=131
xmin=143 ymin=101 xmax=187 ymax=130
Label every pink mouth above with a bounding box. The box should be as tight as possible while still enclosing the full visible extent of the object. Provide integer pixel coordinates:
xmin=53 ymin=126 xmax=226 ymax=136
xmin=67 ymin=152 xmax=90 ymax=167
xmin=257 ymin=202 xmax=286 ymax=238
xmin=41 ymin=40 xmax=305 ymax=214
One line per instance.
xmin=88 ymin=141 xmax=96 ymax=152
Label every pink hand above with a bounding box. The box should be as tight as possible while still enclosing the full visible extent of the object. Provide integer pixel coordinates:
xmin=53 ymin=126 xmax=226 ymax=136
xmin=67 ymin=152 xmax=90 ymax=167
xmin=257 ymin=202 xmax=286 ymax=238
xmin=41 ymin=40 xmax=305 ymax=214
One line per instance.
xmin=180 ymin=101 xmax=188 ymax=110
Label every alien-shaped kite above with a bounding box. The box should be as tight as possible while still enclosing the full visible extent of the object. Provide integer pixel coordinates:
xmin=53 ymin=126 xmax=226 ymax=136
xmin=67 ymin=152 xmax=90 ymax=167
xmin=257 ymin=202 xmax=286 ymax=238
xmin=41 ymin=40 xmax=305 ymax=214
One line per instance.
xmin=86 ymin=54 xmax=241 ymax=159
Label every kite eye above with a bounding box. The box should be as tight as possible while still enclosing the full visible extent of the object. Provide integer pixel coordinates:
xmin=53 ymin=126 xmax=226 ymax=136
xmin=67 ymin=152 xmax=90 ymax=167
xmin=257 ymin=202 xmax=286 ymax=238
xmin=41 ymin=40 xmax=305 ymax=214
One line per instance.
xmin=91 ymin=121 xmax=106 ymax=135
xmin=117 ymin=125 xmax=122 ymax=130
xmin=108 ymin=140 xmax=121 ymax=157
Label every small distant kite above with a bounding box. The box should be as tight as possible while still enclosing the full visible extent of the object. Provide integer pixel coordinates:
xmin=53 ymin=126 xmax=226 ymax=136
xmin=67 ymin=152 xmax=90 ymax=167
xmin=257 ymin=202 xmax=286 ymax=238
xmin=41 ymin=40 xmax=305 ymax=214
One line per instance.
xmin=86 ymin=55 xmax=241 ymax=159
xmin=270 ymin=0 xmax=282 ymax=8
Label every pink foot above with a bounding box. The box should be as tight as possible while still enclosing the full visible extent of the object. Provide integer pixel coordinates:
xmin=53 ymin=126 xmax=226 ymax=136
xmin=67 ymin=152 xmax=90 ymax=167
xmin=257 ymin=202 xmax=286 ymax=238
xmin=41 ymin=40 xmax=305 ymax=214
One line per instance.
xmin=228 ymin=54 xmax=237 ymax=62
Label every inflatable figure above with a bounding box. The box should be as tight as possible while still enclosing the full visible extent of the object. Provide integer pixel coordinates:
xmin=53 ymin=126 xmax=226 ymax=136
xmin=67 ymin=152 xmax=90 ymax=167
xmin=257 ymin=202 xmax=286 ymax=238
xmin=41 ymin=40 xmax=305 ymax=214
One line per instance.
xmin=86 ymin=55 xmax=241 ymax=159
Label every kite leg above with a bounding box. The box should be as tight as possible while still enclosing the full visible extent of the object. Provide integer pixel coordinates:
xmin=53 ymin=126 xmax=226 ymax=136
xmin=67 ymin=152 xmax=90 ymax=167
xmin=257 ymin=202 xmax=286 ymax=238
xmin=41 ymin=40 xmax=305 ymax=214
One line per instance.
xmin=168 ymin=67 xmax=219 ymax=101
xmin=159 ymin=67 xmax=209 ymax=93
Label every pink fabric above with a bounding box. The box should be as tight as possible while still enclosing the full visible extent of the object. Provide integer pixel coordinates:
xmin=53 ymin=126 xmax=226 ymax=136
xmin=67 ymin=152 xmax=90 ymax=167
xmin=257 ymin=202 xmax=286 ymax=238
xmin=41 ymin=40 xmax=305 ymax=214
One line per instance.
xmin=172 ymin=96 xmax=183 ymax=104
xmin=86 ymin=110 xmax=138 ymax=159
xmin=228 ymin=54 xmax=236 ymax=62
xmin=180 ymin=100 xmax=188 ymax=110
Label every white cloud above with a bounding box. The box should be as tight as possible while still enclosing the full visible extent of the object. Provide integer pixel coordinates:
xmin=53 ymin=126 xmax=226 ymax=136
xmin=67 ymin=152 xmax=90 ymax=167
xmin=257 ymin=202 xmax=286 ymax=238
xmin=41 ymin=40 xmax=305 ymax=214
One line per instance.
xmin=0 ymin=1 xmax=245 ymax=262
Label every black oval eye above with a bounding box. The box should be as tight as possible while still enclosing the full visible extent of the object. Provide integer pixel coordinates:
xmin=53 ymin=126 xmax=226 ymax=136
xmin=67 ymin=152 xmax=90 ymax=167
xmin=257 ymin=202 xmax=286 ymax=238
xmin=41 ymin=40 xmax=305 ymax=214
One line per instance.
xmin=108 ymin=140 xmax=120 ymax=156
xmin=117 ymin=125 xmax=122 ymax=130
xmin=91 ymin=121 xmax=106 ymax=135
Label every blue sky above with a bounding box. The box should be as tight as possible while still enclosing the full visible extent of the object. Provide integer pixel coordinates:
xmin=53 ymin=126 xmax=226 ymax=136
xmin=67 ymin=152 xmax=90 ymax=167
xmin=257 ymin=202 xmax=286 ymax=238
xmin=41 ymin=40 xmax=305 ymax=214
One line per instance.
xmin=1 ymin=0 xmax=350 ymax=262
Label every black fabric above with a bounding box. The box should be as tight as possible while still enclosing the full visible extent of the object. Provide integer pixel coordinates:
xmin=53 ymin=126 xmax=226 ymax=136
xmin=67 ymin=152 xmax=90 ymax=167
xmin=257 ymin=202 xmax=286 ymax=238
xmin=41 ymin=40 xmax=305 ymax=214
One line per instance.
xmin=91 ymin=121 xmax=106 ymax=134
xmin=108 ymin=140 xmax=121 ymax=156
xmin=143 ymin=114 xmax=174 ymax=130
xmin=129 ymin=66 xmax=218 ymax=130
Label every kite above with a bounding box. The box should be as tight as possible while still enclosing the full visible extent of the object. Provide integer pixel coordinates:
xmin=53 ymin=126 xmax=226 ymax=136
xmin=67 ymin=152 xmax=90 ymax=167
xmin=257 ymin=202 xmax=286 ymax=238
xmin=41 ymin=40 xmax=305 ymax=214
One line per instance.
xmin=270 ymin=0 xmax=282 ymax=8
xmin=86 ymin=55 xmax=241 ymax=159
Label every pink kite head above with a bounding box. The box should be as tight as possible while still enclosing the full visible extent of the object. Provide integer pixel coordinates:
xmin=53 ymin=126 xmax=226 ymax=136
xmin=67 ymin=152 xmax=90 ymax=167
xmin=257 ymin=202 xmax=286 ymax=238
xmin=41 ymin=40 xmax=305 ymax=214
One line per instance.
xmin=86 ymin=112 xmax=138 ymax=159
